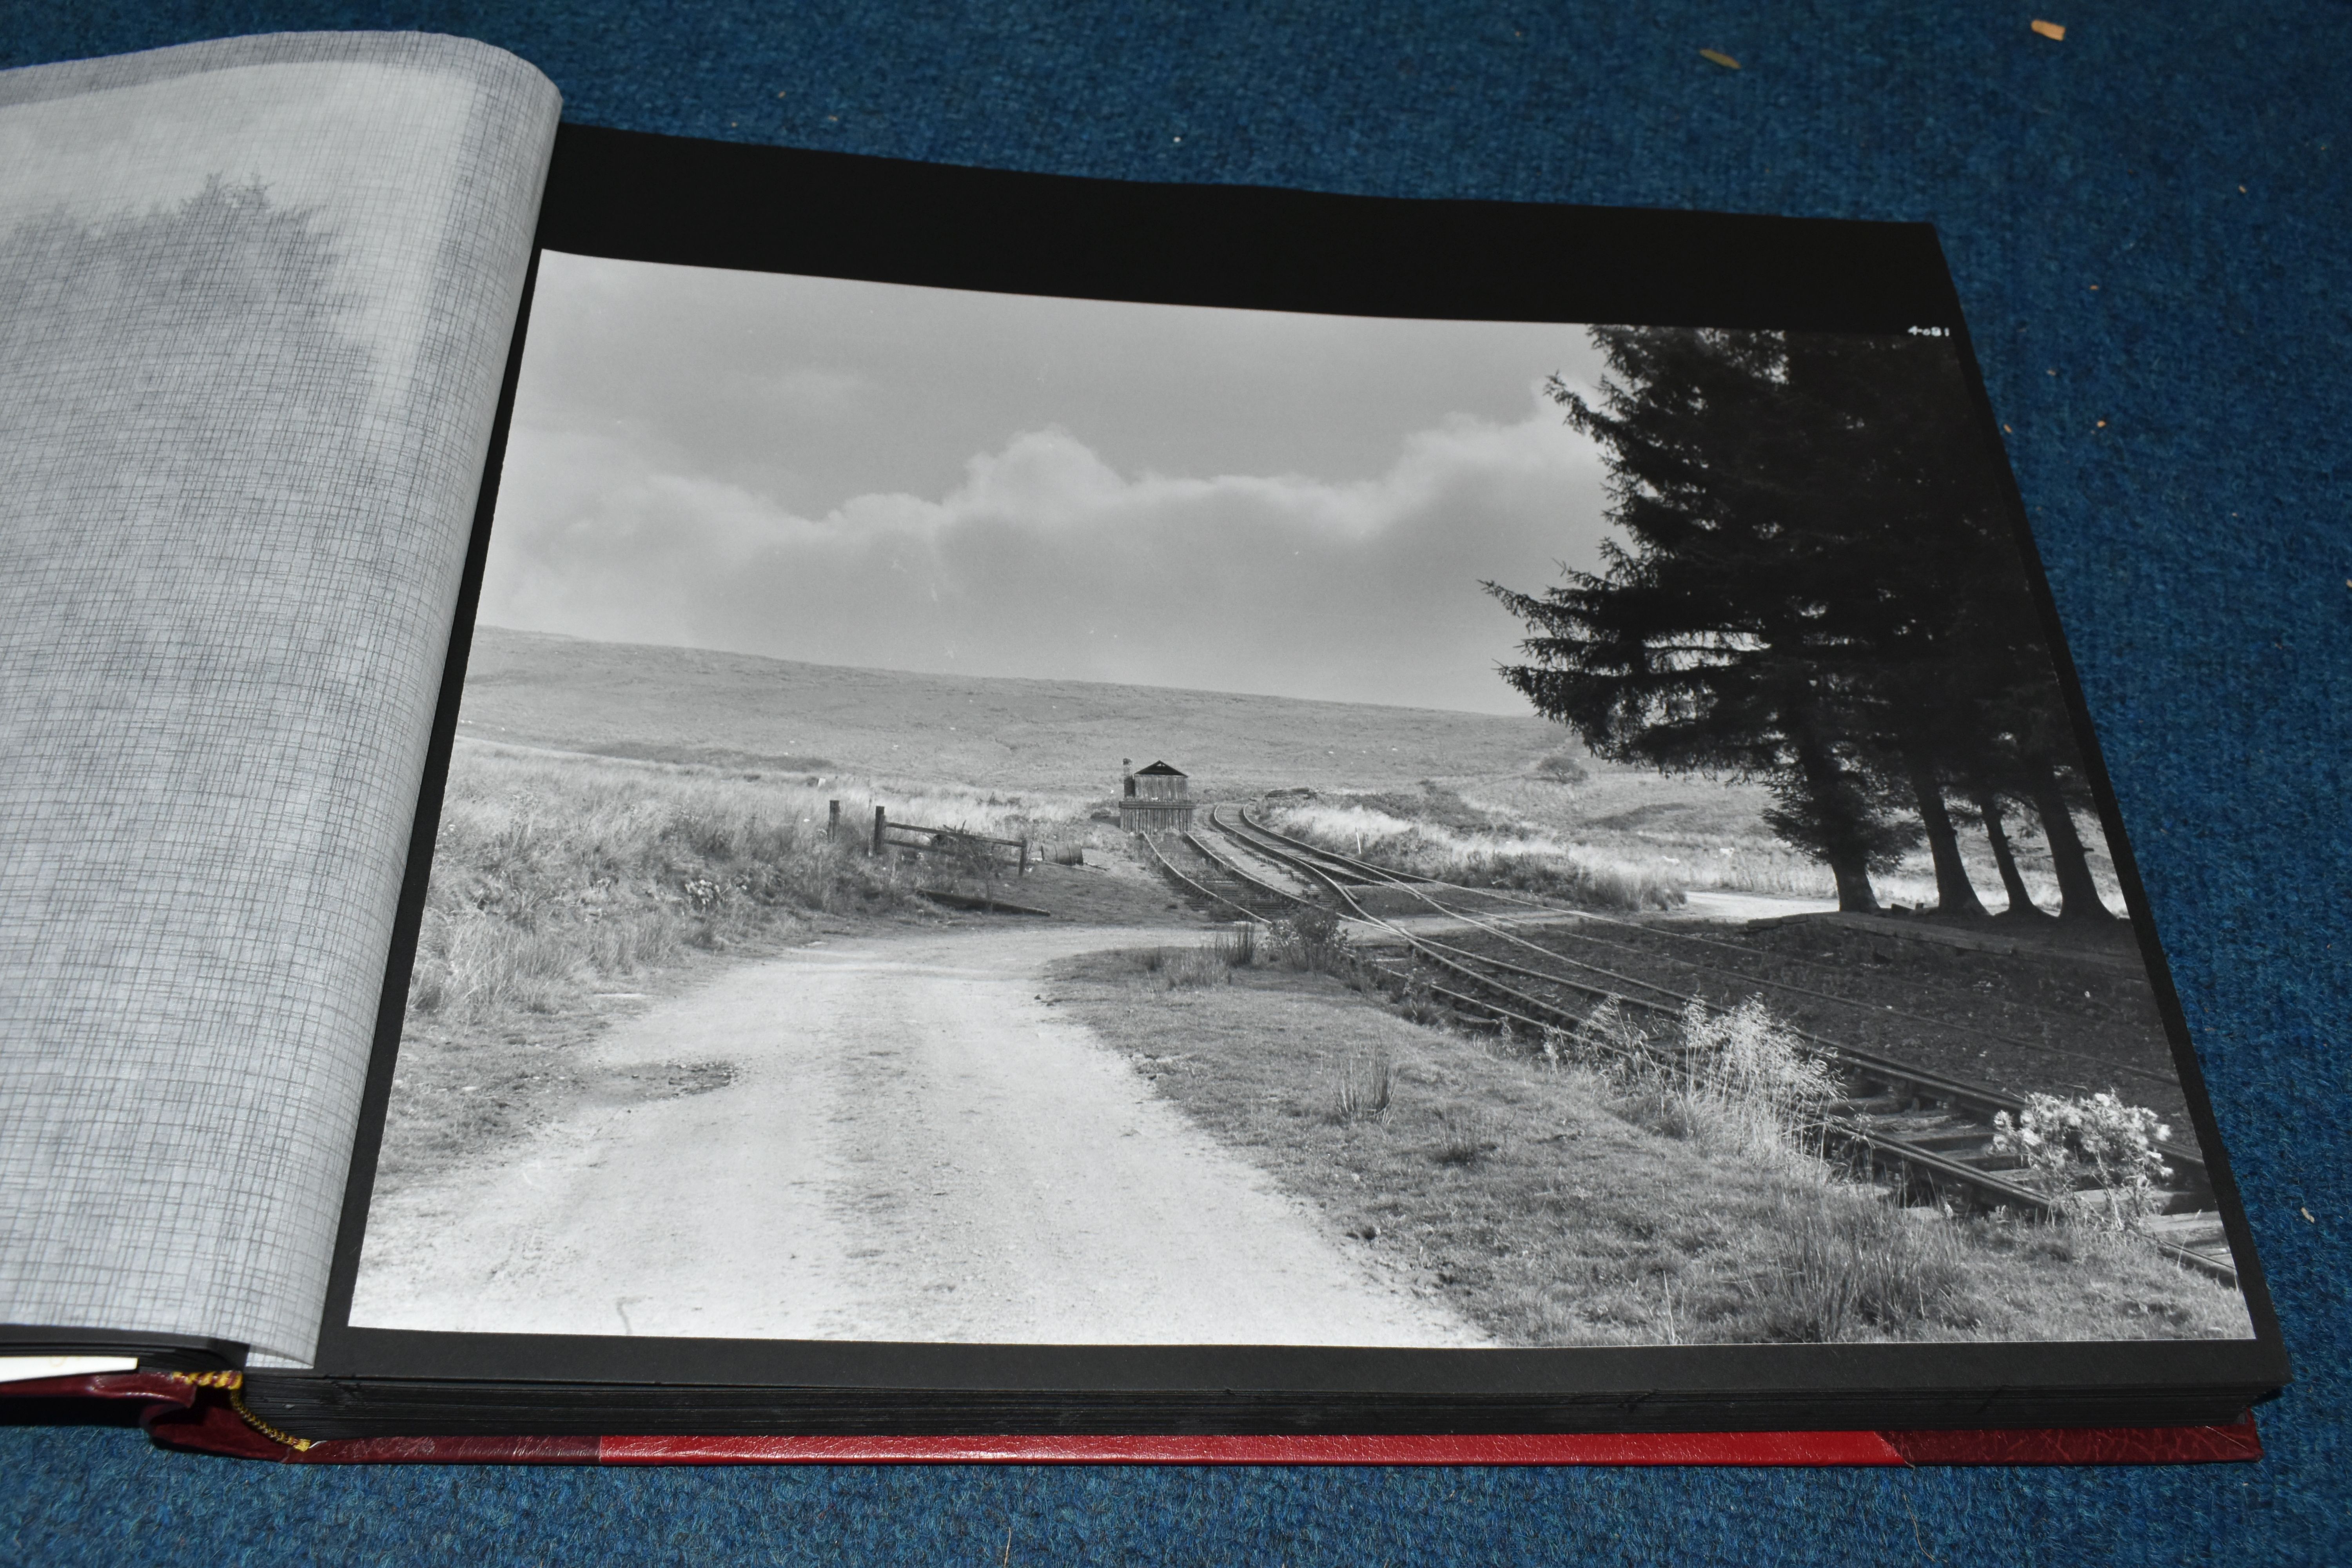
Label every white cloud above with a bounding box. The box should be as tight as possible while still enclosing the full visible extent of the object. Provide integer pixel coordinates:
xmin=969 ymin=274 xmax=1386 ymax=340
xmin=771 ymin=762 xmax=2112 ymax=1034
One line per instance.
xmin=481 ymin=389 xmax=1608 ymax=715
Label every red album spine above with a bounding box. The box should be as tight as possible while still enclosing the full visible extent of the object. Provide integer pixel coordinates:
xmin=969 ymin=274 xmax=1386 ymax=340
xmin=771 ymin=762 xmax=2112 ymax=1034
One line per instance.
xmin=2 ymin=1376 xmax=2262 ymax=1467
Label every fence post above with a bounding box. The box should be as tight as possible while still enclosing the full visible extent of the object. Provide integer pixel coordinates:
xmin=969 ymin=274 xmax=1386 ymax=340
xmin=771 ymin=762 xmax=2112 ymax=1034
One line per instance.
xmin=1019 ymin=837 xmax=1029 ymax=877
xmin=828 ymin=800 xmax=840 ymax=841
xmin=872 ymin=805 xmax=886 ymax=858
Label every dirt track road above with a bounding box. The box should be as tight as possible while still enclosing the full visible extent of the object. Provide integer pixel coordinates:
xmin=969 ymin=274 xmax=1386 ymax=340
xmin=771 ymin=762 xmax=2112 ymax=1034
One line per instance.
xmin=352 ymin=923 xmax=1485 ymax=1347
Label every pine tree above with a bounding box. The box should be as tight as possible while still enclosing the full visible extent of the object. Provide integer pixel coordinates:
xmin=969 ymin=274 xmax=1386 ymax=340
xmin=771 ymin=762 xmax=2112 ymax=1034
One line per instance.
xmin=1488 ymin=328 xmax=1918 ymax=911
xmin=1490 ymin=325 xmax=2106 ymax=920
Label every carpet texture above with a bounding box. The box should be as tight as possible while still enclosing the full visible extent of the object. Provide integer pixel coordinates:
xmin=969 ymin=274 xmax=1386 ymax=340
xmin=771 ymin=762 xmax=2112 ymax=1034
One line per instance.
xmin=2 ymin=4 xmax=2344 ymax=1562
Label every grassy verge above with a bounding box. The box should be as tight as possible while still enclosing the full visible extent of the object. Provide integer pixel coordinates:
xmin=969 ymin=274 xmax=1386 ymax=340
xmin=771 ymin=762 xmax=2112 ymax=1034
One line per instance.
xmin=405 ymin=741 xmax=937 ymax=1023
xmin=1435 ymin=914 xmax=2190 ymax=1129
xmin=1459 ymin=768 xmax=2127 ymax=915
xmin=1044 ymin=943 xmax=2251 ymax=1346
xmin=1261 ymin=785 xmax=1684 ymax=911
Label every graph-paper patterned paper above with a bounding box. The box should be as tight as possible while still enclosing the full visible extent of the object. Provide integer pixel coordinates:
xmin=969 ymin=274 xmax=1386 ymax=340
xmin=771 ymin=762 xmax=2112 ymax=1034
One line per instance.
xmin=0 ymin=34 xmax=558 ymax=1361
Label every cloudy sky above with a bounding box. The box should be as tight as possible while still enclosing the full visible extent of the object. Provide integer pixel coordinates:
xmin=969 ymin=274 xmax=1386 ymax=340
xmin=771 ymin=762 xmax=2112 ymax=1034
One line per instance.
xmin=481 ymin=251 xmax=1617 ymax=715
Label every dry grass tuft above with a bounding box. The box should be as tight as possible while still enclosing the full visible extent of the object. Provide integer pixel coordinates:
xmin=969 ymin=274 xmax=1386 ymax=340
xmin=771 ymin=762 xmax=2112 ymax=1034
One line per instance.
xmin=1133 ymin=944 xmax=1232 ymax=990
xmin=1600 ymin=999 xmax=1839 ymax=1170
xmin=1327 ymin=1049 xmax=1393 ymax=1125
xmin=1744 ymin=1200 xmax=1971 ymax=1342
xmin=1430 ymin=1104 xmax=1499 ymax=1165
xmin=1212 ymin=922 xmax=1259 ymax=968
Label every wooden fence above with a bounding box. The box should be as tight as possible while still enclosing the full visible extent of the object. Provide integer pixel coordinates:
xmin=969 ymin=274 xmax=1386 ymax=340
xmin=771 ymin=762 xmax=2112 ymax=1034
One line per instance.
xmin=831 ymin=801 xmax=1029 ymax=877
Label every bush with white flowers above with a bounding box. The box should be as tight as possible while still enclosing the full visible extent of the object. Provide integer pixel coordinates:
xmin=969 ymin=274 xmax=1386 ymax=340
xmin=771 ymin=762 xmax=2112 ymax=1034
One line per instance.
xmin=1990 ymin=1091 xmax=2174 ymax=1227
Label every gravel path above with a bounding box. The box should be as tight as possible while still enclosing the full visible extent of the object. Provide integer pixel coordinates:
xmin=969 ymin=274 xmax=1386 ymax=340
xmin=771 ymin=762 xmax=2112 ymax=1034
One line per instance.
xmin=352 ymin=922 xmax=1486 ymax=1347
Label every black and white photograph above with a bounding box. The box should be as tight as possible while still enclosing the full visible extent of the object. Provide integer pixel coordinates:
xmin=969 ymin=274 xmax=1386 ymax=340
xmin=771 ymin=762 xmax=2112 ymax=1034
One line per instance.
xmin=348 ymin=249 xmax=2254 ymax=1350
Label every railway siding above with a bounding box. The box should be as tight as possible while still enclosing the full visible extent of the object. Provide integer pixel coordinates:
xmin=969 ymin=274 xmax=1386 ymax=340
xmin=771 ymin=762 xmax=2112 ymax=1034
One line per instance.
xmin=1149 ymin=805 xmax=2234 ymax=1287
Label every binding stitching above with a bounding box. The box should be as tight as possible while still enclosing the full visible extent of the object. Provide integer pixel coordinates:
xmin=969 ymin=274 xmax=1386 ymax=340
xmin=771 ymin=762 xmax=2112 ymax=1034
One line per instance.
xmin=167 ymin=1369 xmax=316 ymax=1451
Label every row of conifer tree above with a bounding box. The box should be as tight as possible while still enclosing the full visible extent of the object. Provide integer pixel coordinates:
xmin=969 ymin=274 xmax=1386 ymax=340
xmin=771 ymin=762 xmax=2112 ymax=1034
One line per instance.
xmin=1490 ymin=325 xmax=2111 ymax=920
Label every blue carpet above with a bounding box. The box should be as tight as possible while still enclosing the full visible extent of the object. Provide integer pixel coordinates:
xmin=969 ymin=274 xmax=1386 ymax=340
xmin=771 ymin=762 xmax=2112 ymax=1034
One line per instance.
xmin=3 ymin=4 xmax=2344 ymax=1562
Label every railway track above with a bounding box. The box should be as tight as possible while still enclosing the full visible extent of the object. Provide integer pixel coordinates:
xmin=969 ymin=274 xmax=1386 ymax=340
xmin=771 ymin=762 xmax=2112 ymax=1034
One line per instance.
xmin=1229 ymin=811 xmax=2179 ymax=1092
xmin=1146 ymin=805 xmax=2235 ymax=1285
xmin=1134 ymin=829 xmax=1280 ymax=921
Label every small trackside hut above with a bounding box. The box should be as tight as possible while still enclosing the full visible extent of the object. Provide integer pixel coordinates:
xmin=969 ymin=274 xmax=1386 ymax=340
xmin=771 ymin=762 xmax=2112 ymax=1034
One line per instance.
xmin=1118 ymin=759 xmax=1194 ymax=833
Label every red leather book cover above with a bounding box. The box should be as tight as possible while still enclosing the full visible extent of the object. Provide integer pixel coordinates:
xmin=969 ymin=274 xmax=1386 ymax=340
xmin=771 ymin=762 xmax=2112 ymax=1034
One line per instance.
xmin=2 ymin=1375 xmax=2263 ymax=1467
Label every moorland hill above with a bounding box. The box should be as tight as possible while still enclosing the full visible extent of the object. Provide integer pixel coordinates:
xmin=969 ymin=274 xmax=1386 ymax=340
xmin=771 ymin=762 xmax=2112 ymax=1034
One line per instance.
xmin=458 ymin=626 xmax=1577 ymax=799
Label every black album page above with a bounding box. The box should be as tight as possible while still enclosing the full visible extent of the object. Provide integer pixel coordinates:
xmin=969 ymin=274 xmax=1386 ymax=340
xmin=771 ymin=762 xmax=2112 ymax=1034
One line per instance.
xmin=283 ymin=127 xmax=2286 ymax=1434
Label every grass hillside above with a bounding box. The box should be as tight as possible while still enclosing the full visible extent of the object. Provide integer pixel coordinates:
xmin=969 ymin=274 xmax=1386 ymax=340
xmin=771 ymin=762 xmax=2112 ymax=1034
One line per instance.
xmin=458 ymin=626 xmax=1575 ymax=798
xmin=453 ymin=627 xmax=2115 ymax=915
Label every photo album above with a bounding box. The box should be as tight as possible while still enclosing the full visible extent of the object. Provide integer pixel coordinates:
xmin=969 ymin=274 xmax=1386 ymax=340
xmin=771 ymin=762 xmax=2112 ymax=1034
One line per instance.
xmin=0 ymin=33 xmax=2289 ymax=1464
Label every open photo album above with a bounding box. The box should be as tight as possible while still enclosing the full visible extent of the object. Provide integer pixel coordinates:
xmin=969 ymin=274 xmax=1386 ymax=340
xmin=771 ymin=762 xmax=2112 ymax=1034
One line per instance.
xmin=0 ymin=33 xmax=2288 ymax=1461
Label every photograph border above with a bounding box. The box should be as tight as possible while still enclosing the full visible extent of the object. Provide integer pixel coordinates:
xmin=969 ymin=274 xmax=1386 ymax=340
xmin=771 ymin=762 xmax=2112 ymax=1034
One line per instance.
xmin=298 ymin=123 xmax=2287 ymax=1427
